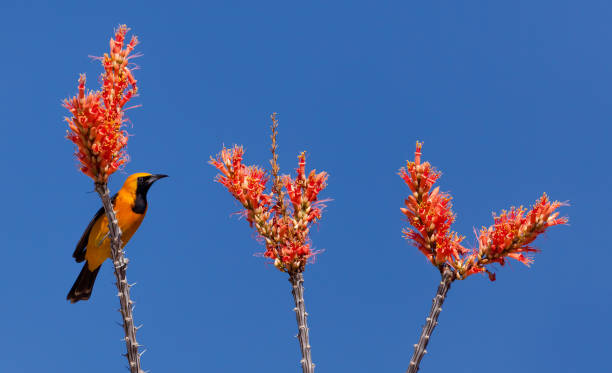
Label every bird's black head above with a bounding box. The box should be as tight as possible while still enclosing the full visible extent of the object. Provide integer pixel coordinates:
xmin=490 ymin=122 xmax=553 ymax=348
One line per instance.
xmin=136 ymin=174 xmax=168 ymax=195
xmin=133 ymin=174 xmax=168 ymax=214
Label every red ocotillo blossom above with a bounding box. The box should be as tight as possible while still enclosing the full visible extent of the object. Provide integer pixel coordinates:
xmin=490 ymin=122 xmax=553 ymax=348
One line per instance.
xmin=63 ymin=25 xmax=138 ymax=183
xmin=399 ymin=142 xmax=467 ymax=266
xmin=400 ymin=142 xmax=567 ymax=279
xmin=458 ymin=194 xmax=568 ymax=280
xmin=210 ymin=145 xmax=328 ymax=272
xmin=210 ymin=145 xmax=272 ymax=225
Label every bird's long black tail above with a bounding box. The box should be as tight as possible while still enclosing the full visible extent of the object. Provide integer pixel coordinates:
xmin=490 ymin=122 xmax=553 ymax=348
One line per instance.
xmin=67 ymin=262 xmax=100 ymax=303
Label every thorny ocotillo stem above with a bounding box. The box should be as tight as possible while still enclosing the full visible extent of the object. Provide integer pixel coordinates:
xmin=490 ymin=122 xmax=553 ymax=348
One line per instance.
xmin=271 ymin=114 xmax=314 ymax=371
xmin=290 ymin=271 xmax=315 ymax=373
xmin=95 ymin=182 xmax=143 ymax=373
xmin=407 ymin=265 xmax=454 ymax=373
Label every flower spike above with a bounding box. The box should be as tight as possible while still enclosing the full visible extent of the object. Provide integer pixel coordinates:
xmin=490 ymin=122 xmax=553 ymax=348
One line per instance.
xmin=63 ymin=25 xmax=138 ymax=183
xmin=399 ymin=142 xmax=466 ymax=266
xmin=210 ymin=117 xmax=328 ymax=273
xmin=461 ymin=193 xmax=568 ymax=278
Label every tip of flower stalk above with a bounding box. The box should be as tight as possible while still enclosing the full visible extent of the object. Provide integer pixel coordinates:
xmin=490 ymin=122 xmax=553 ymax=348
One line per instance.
xmin=414 ymin=141 xmax=423 ymax=165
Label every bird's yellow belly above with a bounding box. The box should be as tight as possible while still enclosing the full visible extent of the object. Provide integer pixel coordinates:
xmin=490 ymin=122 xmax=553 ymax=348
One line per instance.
xmin=85 ymin=208 xmax=144 ymax=271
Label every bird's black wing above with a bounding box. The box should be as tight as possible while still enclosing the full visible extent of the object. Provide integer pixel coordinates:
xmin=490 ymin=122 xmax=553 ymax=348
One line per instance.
xmin=72 ymin=194 xmax=117 ymax=262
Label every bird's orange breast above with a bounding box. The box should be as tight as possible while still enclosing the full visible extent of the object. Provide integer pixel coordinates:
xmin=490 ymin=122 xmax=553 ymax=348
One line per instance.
xmin=85 ymin=191 xmax=146 ymax=270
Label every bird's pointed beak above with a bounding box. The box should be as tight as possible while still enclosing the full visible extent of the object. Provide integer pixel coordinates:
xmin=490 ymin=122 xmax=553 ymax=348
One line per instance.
xmin=148 ymin=174 xmax=168 ymax=184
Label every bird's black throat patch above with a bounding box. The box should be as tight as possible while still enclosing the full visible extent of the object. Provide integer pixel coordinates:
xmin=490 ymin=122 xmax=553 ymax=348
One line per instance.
xmin=132 ymin=192 xmax=147 ymax=214
xmin=132 ymin=177 xmax=150 ymax=214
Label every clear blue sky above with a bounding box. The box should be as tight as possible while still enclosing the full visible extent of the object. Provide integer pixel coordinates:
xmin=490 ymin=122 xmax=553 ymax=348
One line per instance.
xmin=0 ymin=1 xmax=608 ymax=372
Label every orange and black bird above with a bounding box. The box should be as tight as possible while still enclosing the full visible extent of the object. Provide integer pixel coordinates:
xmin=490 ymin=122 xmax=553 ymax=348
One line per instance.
xmin=67 ymin=173 xmax=167 ymax=303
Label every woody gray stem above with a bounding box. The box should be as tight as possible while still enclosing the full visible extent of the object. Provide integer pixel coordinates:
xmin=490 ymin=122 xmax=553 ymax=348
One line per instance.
xmin=407 ymin=265 xmax=454 ymax=373
xmin=95 ymin=182 xmax=143 ymax=373
xmin=289 ymin=272 xmax=314 ymax=373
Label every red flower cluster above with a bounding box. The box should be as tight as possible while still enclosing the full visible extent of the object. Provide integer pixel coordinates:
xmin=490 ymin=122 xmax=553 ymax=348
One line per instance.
xmin=399 ymin=142 xmax=466 ymax=266
xmin=459 ymin=194 xmax=568 ymax=279
xmin=210 ymin=146 xmax=328 ymax=272
xmin=209 ymin=146 xmax=272 ymax=225
xmin=284 ymin=152 xmax=328 ymax=224
xmin=400 ymin=142 xmax=567 ymax=280
xmin=63 ymin=25 xmax=138 ymax=183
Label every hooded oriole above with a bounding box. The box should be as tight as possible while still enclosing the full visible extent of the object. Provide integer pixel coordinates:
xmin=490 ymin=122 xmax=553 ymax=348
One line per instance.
xmin=67 ymin=172 xmax=167 ymax=303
